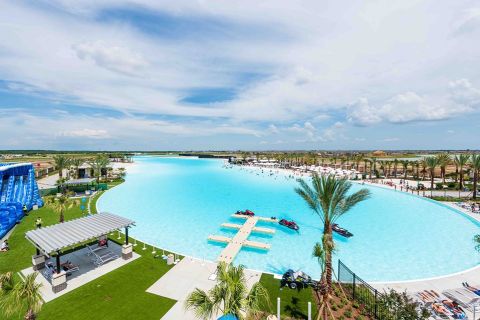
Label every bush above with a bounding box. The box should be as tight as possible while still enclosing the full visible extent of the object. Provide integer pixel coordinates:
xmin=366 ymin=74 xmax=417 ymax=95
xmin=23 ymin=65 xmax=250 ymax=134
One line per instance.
xmin=344 ymin=310 xmax=352 ymax=318
xmin=338 ymin=316 xmax=345 ymax=320
xmin=353 ymin=302 xmax=360 ymax=309
xmin=356 ymin=316 xmax=364 ymax=320
xmin=331 ymin=304 xmax=338 ymax=311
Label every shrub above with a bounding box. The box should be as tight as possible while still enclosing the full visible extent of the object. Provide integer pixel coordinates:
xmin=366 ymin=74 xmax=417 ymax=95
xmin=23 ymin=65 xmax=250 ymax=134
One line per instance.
xmin=344 ymin=310 xmax=352 ymax=318
xmin=338 ymin=316 xmax=345 ymax=320
xmin=353 ymin=302 xmax=360 ymax=309
xmin=356 ymin=316 xmax=364 ymax=320
xmin=331 ymin=304 xmax=338 ymax=311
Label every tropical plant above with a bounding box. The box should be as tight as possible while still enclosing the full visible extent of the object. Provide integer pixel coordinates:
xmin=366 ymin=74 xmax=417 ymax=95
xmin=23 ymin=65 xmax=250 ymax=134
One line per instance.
xmin=89 ymin=154 xmax=110 ymax=183
xmin=46 ymin=193 xmax=79 ymax=223
xmin=184 ymin=262 xmax=269 ymax=320
xmin=52 ymin=154 xmax=70 ymax=179
xmin=295 ymin=174 xmax=371 ymax=320
xmin=454 ymin=154 xmax=470 ymax=196
xmin=425 ymin=156 xmax=439 ymax=196
xmin=400 ymin=160 xmax=409 ymax=180
xmin=70 ymin=157 xmax=85 ymax=179
xmin=0 ymin=272 xmax=43 ymax=320
xmin=436 ymin=153 xmax=451 ymax=184
xmin=378 ymin=289 xmax=430 ymax=320
xmin=393 ymin=158 xmax=399 ymax=178
xmin=471 ymin=154 xmax=480 ymax=200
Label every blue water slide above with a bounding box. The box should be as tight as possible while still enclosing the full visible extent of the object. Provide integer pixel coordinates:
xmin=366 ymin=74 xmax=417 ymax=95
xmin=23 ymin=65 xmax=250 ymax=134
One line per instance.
xmin=14 ymin=176 xmax=24 ymax=203
xmin=3 ymin=176 xmax=15 ymax=202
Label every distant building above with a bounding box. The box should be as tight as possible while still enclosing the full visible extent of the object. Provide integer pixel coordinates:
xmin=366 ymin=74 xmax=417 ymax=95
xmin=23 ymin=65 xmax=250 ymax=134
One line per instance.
xmin=372 ymin=150 xmax=387 ymax=157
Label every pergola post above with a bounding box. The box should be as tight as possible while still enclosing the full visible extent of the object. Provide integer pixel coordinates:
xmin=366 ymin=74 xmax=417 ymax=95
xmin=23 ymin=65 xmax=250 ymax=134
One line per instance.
xmin=52 ymin=251 xmax=67 ymax=293
xmin=56 ymin=251 xmax=61 ymax=274
xmin=122 ymin=227 xmax=133 ymax=260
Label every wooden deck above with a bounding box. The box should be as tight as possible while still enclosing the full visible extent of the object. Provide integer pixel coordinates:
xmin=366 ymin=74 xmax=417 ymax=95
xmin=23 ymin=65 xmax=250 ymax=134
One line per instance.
xmin=208 ymin=215 xmax=276 ymax=264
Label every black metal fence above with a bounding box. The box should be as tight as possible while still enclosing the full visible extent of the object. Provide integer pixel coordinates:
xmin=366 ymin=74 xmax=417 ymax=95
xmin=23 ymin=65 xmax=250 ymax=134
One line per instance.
xmin=338 ymin=260 xmax=391 ymax=320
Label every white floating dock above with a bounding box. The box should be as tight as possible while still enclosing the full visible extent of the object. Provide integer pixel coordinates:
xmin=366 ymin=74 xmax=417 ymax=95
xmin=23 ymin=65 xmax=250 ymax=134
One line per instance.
xmin=209 ymin=215 xmax=276 ymax=264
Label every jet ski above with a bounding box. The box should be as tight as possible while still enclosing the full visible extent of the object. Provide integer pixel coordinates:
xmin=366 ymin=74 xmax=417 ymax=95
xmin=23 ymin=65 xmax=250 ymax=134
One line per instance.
xmin=332 ymin=224 xmax=353 ymax=237
xmin=279 ymin=219 xmax=299 ymax=231
xmin=235 ymin=209 xmax=255 ymax=216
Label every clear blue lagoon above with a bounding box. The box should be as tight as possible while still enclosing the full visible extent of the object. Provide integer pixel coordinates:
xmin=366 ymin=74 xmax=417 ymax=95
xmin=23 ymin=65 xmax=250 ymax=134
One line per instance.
xmin=97 ymin=156 xmax=480 ymax=282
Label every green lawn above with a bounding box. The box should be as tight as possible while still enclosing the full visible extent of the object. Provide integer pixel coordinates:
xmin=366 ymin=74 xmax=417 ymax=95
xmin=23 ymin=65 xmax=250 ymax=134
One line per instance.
xmin=260 ymin=274 xmax=317 ymax=319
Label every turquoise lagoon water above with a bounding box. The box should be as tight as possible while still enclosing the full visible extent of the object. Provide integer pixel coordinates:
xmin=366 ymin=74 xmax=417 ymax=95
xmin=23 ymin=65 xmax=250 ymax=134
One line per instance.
xmin=97 ymin=156 xmax=480 ymax=282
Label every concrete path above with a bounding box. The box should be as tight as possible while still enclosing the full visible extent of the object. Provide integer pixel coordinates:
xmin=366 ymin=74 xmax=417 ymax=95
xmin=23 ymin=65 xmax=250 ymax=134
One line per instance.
xmin=146 ymin=257 xmax=262 ymax=320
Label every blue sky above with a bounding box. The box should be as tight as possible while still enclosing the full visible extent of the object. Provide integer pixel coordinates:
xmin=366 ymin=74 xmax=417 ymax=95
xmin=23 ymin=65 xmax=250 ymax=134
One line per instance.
xmin=0 ymin=1 xmax=480 ymax=150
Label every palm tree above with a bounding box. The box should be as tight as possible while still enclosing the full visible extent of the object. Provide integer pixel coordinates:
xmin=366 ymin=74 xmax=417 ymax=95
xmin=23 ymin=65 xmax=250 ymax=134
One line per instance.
xmin=46 ymin=193 xmax=79 ymax=223
xmin=436 ymin=153 xmax=451 ymax=184
xmin=295 ymin=174 xmax=370 ymax=319
xmin=184 ymin=262 xmax=269 ymax=320
xmin=89 ymin=155 xmax=110 ymax=183
xmin=454 ymin=155 xmax=470 ymax=195
xmin=393 ymin=158 xmax=399 ymax=178
xmin=419 ymin=158 xmax=427 ymax=181
xmin=371 ymin=157 xmax=377 ymax=178
xmin=425 ymin=156 xmax=439 ymax=197
xmin=0 ymin=272 xmax=43 ymax=320
xmin=471 ymin=154 xmax=480 ymax=200
xmin=400 ymin=160 xmax=409 ymax=179
xmin=52 ymin=154 xmax=70 ymax=179
xmin=70 ymin=157 xmax=85 ymax=179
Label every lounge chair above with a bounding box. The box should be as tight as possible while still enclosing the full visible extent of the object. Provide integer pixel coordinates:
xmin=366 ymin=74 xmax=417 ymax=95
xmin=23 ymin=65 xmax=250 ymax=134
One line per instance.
xmin=91 ymin=250 xmax=118 ymax=266
xmin=443 ymin=289 xmax=480 ymax=310
xmin=86 ymin=242 xmax=108 ymax=256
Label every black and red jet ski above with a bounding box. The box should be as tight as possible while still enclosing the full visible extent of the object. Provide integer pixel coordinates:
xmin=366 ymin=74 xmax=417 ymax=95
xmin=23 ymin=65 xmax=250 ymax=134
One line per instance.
xmin=279 ymin=219 xmax=299 ymax=231
xmin=235 ymin=209 xmax=255 ymax=216
xmin=332 ymin=224 xmax=353 ymax=237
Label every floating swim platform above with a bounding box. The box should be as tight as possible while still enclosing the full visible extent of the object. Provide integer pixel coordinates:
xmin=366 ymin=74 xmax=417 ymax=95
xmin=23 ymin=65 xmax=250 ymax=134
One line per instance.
xmin=209 ymin=215 xmax=275 ymax=263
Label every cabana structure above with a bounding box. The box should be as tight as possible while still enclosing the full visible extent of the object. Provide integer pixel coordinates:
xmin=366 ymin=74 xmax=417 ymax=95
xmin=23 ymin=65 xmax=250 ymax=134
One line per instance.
xmin=25 ymin=212 xmax=135 ymax=293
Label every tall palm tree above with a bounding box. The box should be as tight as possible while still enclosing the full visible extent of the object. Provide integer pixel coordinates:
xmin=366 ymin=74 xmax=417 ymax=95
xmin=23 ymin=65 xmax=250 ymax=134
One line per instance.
xmin=46 ymin=193 xmax=79 ymax=223
xmin=185 ymin=262 xmax=269 ymax=320
xmin=295 ymin=174 xmax=370 ymax=319
xmin=393 ymin=158 xmax=399 ymax=178
xmin=70 ymin=157 xmax=85 ymax=179
xmin=52 ymin=154 xmax=70 ymax=179
xmin=371 ymin=157 xmax=377 ymax=178
xmin=89 ymin=155 xmax=110 ymax=183
xmin=419 ymin=158 xmax=427 ymax=181
xmin=454 ymin=155 xmax=470 ymax=193
xmin=436 ymin=153 xmax=451 ymax=184
xmin=471 ymin=154 xmax=480 ymax=200
xmin=0 ymin=272 xmax=43 ymax=320
xmin=425 ymin=156 xmax=439 ymax=197
xmin=400 ymin=160 xmax=409 ymax=179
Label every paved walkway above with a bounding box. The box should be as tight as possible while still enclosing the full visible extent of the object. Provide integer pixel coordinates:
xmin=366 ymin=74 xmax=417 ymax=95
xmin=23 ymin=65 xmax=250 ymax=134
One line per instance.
xmin=146 ymin=257 xmax=262 ymax=320
xmin=21 ymin=243 xmax=140 ymax=302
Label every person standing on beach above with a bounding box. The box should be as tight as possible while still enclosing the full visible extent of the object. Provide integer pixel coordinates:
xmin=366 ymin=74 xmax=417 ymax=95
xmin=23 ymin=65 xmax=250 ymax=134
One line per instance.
xmin=35 ymin=217 xmax=42 ymax=229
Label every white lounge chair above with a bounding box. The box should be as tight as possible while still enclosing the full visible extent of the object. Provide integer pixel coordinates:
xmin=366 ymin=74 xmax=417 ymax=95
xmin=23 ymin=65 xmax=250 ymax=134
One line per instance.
xmin=443 ymin=289 xmax=480 ymax=310
xmin=86 ymin=243 xmax=108 ymax=256
xmin=91 ymin=250 xmax=118 ymax=266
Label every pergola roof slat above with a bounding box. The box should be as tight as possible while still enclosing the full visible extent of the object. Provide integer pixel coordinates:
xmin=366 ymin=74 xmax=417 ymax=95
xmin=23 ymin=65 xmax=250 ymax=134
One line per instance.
xmin=25 ymin=212 xmax=135 ymax=254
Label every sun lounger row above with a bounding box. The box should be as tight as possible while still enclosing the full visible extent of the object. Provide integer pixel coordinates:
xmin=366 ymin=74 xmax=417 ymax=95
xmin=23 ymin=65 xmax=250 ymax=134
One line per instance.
xmin=91 ymin=250 xmax=118 ymax=266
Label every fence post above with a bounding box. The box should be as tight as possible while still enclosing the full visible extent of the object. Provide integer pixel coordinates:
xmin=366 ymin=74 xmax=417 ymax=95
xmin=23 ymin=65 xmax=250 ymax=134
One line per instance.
xmin=352 ymin=274 xmax=356 ymax=300
xmin=308 ymin=302 xmax=312 ymax=320
xmin=277 ymin=297 xmax=281 ymax=320
xmin=374 ymin=289 xmax=378 ymax=319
